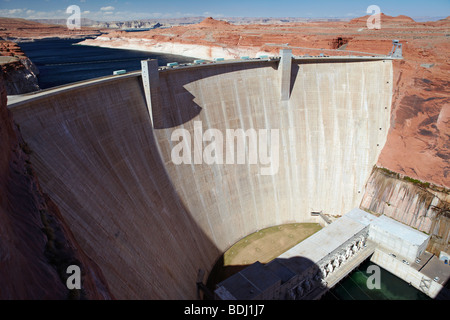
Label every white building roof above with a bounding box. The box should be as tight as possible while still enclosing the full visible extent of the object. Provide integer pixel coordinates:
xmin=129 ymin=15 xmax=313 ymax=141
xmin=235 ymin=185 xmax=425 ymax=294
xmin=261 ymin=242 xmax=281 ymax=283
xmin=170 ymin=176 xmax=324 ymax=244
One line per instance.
xmin=344 ymin=208 xmax=378 ymax=226
xmin=278 ymin=213 xmax=367 ymax=263
xmin=371 ymin=215 xmax=429 ymax=246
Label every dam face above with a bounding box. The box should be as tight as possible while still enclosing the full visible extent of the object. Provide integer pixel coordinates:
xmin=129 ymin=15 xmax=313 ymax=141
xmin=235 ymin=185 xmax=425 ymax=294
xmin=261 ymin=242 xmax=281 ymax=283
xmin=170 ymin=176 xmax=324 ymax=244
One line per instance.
xmin=8 ymin=56 xmax=393 ymax=299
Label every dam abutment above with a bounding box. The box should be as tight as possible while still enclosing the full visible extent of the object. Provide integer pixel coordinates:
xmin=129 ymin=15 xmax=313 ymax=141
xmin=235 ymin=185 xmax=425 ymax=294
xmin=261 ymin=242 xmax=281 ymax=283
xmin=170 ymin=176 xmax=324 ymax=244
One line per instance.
xmin=279 ymin=49 xmax=292 ymax=101
xmin=141 ymin=59 xmax=160 ymax=127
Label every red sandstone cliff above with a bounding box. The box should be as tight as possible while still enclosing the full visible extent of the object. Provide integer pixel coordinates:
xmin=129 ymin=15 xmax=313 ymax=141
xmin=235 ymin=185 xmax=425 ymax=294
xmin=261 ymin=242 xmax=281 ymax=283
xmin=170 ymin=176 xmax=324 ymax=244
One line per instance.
xmin=0 ymin=17 xmax=101 ymax=95
xmin=0 ymin=41 xmax=40 ymax=95
xmin=349 ymin=13 xmax=416 ymax=24
xmin=0 ymin=17 xmax=101 ymax=40
xmin=0 ymin=77 xmax=113 ymax=299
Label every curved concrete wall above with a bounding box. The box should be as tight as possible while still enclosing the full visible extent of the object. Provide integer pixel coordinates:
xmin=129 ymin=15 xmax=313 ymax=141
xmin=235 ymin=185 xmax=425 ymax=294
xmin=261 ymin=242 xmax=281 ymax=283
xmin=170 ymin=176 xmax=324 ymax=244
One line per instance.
xmin=154 ymin=59 xmax=392 ymax=250
xmin=9 ymin=58 xmax=392 ymax=299
xmin=9 ymin=77 xmax=219 ymax=299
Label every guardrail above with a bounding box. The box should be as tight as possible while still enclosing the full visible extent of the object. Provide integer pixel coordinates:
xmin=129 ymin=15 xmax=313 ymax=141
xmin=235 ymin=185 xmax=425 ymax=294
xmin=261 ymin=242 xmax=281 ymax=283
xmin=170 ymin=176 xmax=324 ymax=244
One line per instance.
xmin=265 ymin=43 xmax=389 ymax=57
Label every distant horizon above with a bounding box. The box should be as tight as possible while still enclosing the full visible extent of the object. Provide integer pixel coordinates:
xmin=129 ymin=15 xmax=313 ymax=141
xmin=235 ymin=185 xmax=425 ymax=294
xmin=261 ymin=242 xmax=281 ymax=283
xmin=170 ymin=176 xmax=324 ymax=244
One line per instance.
xmin=5 ymin=14 xmax=449 ymax=24
xmin=0 ymin=0 xmax=448 ymax=22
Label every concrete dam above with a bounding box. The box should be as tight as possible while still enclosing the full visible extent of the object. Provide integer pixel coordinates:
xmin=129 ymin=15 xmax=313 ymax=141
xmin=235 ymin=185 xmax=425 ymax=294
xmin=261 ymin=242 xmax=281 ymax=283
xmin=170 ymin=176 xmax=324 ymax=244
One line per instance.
xmin=8 ymin=52 xmax=393 ymax=299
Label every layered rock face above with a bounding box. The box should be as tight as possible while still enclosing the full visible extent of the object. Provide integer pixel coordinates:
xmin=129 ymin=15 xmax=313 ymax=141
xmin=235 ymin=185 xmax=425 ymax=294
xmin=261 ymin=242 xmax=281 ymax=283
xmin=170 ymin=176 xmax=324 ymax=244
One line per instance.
xmin=0 ymin=18 xmax=100 ymax=96
xmin=0 ymin=41 xmax=40 ymax=95
xmin=361 ymin=167 xmax=449 ymax=255
xmin=0 ymin=77 xmax=112 ymax=299
xmin=0 ymin=17 xmax=101 ymax=40
xmin=91 ymin=21 xmax=163 ymax=29
xmin=375 ymin=41 xmax=449 ymax=189
xmin=1 ymin=57 xmax=40 ymax=95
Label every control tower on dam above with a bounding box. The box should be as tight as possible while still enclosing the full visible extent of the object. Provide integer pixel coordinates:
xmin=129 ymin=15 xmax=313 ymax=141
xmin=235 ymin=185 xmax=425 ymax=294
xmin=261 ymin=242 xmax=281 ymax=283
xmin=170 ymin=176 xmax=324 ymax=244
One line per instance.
xmin=8 ymin=51 xmax=393 ymax=299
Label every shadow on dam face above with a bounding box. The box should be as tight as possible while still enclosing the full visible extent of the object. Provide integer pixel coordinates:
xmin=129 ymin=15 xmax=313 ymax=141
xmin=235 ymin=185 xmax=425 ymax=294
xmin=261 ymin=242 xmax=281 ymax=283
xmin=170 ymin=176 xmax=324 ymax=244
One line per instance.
xmin=8 ymin=77 xmax=220 ymax=299
xmin=207 ymin=256 xmax=324 ymax=300
xmin=8 ymin=58 xmax=393 ymax=299
xmin=152 ymin=60 xmax=278 ymax=129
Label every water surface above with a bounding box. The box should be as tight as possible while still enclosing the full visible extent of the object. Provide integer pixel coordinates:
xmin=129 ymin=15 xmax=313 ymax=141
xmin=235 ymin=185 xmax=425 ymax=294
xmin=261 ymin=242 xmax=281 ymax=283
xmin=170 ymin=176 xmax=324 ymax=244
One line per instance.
xmin=19 ymin=38 xmax=198 ymax=89
xmin=321 ymin=258 xmax=430 ymax=300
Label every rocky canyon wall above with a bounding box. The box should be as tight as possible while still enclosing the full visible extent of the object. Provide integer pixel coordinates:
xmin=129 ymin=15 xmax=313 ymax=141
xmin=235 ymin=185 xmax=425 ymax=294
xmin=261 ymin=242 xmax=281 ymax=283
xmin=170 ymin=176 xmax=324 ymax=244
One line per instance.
xmin=0 ymin=77 xmax=112 ymax=299
xmin=361 ymin=167 xmax=449 ymax=255
xmin=0 ymin=41 xmax=40 ymax=95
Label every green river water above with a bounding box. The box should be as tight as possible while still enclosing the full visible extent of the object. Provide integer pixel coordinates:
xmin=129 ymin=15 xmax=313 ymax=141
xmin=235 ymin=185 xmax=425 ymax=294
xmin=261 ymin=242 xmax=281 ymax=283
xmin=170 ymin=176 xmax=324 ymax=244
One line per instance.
xmin=321 ymin=258 xmax=431 ymax=300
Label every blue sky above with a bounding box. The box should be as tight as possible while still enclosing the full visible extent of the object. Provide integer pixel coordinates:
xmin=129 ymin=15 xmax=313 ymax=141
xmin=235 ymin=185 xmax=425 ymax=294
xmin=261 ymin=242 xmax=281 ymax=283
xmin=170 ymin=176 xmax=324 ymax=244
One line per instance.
xmin=1 ymin=0 xmax=449 ymax=21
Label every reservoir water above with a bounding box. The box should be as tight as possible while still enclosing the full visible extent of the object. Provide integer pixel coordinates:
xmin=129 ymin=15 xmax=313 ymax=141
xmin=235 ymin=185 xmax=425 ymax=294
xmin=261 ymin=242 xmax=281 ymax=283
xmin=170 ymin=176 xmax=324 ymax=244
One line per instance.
xmin=19 ymin=37 xmax=198 ymax=89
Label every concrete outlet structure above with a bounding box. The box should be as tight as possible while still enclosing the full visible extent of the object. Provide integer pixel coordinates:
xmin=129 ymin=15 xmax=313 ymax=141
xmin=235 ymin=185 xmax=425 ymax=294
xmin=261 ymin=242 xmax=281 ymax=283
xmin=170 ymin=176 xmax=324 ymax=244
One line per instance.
xmin=8 ymin=52 xmax=394 ymax=299
xmin=215 ymin=208 xmax=432 ymax=300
